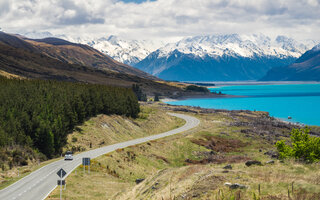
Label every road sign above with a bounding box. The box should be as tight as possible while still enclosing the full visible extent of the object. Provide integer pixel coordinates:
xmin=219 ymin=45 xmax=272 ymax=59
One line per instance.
xmin=82 ymin=157 xmax=90 ymax=166
xmin=57 ymin=168 xmax=67 ymax=178
xmin=57 ymin=180 xmax=66 ymax=185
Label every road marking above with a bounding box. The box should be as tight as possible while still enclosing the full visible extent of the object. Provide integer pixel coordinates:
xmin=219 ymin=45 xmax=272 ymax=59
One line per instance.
xmin=1 ymin=113 xmax=199 ymax=200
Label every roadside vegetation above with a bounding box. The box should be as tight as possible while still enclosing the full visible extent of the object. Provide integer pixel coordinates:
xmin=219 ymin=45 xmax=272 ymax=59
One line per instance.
xmin=0 ymin=76 xmax=139 ymax=171
xmin=185 ymin=85 xmax=209 ymax=93
xmin=47 ymin=104 xmax=320 ymax=200
xmin=63 ymin=106 xmax=185 ymax=153
xmin=0 ymin=104 xmax=184 ymax=189
xmin=276 ymin=127 xmax=320 ymax=163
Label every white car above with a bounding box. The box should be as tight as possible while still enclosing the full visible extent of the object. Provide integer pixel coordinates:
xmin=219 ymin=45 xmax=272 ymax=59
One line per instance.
xmin=64 ymin=151 xmax=73 ymax=161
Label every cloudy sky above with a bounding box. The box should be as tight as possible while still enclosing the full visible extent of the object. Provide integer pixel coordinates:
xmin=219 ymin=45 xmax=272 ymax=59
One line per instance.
xmin=0 ymin=0 xmax=320 ymax=42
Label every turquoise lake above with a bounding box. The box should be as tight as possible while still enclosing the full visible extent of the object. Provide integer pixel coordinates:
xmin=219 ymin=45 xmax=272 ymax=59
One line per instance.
xmin=166 ymin=84 xmax=320 ymax=126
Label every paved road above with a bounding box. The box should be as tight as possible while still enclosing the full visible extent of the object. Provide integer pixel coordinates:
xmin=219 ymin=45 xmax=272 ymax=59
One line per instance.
xmin=0 ymin=113 xmax=200 ymax=200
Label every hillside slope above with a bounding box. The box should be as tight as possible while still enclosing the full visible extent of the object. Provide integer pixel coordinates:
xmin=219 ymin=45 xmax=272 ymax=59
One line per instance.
xmin=24 ymin=37 xmax=156 ymax=80
xmin=0 ymin=32 xmax=183 ymax=95
xmin=261 ymin=44 xmax=320 ymax=81
xmin=47 ymin=104 xmax=320 ymax=200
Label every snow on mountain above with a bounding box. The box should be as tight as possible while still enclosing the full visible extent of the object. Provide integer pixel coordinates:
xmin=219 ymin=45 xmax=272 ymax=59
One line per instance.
xmin=134 ymin=34 xmax=318 ymax=81
xmin=155 ymin=33 xmax=315 ymax=60
xmin=61 ymin=35 xmax=164 ymax=65
xmin=20 ymin=31 xmax=55 ymax=39
xmin=17 ymin=31 xmax=318 ymax=80
xmin=261 ymin=42 xmax=320 ymax=81
xmin=19 ymin=31 xmax=165 ymax=66
xmin=311 ymin=43 xmax=320 ymax=51
xmin=86 ymin=36 xmax=165 ymax=65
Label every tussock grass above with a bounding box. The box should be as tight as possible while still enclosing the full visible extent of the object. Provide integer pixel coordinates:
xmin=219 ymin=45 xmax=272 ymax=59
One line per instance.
xmin=64 ymin=106 xmax=185 ymax=152
xmin=47 ymin=104 xmax=320 ymax=200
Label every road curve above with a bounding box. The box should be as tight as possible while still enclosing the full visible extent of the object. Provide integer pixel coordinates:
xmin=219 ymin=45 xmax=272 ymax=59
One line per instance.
xmin=0 ymin=113 xmax=200 ymax=200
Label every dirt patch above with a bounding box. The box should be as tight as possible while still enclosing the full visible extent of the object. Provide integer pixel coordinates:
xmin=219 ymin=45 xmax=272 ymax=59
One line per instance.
xmin=190 ymin=136 xmax=247 ymax=152
xmin=187 ymin=136 xmax=250 ymax=165
xmin=150 ymin=154 xmax=170 ymax=163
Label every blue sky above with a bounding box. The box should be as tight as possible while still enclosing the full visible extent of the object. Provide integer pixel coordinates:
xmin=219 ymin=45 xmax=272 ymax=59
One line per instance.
xmin=0 ymin=0 xmax=319 ymax=42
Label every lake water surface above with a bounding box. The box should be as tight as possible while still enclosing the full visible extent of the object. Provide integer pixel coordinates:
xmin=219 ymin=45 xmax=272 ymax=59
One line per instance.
xmin=166 ymin=84 xmax=320 ymax=126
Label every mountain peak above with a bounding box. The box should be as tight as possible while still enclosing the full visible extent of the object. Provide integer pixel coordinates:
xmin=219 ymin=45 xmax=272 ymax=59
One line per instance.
xmin=135 ymin=33 xmax=317 ymax=81
xmin=275 ymin=35 xmax=293 ymax=43
xmin=153 ymin=33 xmax=313 ymax=60
xmin=20 ymin=31 xmax=54 ymax=39
xmin=106 ymin=35 xmax=120 ymax=44
xmin=312 ymin=43 xmax=320 ymax=52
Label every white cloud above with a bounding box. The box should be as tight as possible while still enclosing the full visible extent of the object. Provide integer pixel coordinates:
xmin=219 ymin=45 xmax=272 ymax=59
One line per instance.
xmin=0 ymin=0 xmax=319 ymax=42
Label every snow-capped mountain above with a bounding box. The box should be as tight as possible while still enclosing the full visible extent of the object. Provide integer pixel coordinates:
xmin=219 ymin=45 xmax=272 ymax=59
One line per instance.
xmin=18 ymin=31 xmax=317 ymax=81
xmin=261 ymin=42 xmax=320 ymax=81
xmin=151 ymin=34 xmax=313 ymax=61
xmin=134 ymin=34 xmax=317 ymax=81
xmin=61 ymin=35 xmax=164 ymax=66
xmin=20 ymin=31 xmax=54 ymax=39
xmin=86 ymin=36 xmax=164 ymax=65
xmin=19 ymin=31 xmax=164 ymax=66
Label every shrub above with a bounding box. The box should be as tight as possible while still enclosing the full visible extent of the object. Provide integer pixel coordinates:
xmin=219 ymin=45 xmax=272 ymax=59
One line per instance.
xmin=275 ymin=127 xmax=320 ymax=163
xmin=20 ymin=158 xmax=28 ymax=166
xmin=72 ymin=137 xmax=78 ymax=143
xmin=154 ymin=93 xmax=160 ymax=101
xmin=185 ymin=85 xmax=209 ymax=93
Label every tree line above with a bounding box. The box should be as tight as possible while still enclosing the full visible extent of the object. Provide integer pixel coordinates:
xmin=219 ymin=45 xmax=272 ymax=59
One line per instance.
xmin=0 ymin=77 xmax=140 ymax=158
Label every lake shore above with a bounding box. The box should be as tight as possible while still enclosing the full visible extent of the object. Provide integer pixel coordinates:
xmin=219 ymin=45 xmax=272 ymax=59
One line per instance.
xmin=162 ymin=83 xmax=320 ymax=126
xmin=188 ymin=81 xmax=320 ymax=86
xmin=162 ymin=93 xmax=242 ymax=102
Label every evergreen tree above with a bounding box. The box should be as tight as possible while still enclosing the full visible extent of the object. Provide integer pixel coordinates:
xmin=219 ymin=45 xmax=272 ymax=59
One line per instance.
xmin=132 ymin=84 xmax=147 ymax=101
xmin=0 ymin=76 xmax=140 ymax=158
xmin=154 ymin=93 xmax=160 ymax=101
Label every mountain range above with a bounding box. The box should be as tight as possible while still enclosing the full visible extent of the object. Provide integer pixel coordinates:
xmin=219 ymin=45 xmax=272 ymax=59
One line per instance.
xmin=134 ymin=34 xmax=317 ymax=81
xmin=0 ymin=31 xmax=186 ymax=96
xmin=22 ymin=31 xmax=163 ymax=66
xmin=261 ymin=44 xmax=320 ymax=81
xmin=18 ymin=31 xmax=320 ymax=81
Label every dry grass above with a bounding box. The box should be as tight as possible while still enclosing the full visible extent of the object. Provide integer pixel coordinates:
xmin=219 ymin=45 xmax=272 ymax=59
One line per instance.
xmin=64 ymin=106 xmax=185 ymax=152
xmin=1 ymin=105 xmax=184 ymax=190
xmin=0 ymin=70 xmax=24 ymax=79
xmin=156 ymin=80 xmax=190 ymax=89
xmin=47 ymin=104 xmax=320 ymax=200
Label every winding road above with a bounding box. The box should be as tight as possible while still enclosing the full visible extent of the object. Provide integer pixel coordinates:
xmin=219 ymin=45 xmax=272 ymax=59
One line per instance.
xmin=0 ymin=113 xmax=200 ymax=200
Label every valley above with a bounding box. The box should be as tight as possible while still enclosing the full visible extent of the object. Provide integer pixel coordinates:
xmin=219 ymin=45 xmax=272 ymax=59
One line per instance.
xmin=1 ymin=1 xmax=320 ymax=199
xmin=46 ymin=103 xmax=320 ymax=199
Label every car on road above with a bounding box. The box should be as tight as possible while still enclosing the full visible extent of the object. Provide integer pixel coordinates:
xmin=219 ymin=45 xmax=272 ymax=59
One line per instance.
xmin=64 ymin=151 xmax=73 ymax=161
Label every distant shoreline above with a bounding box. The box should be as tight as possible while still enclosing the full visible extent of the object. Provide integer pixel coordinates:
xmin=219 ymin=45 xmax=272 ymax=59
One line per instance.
xmin=185 ymin=81 xmax=320 ymax=87
xmin=162 ymin=82 xmax=320 ymax=127
xmin=162 ymin=93 xmax=242 ymax=102
xmin=161 ymin=96 xmax=306 ymax=127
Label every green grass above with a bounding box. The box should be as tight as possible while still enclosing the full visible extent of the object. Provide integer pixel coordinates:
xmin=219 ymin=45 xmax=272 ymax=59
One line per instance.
xmin=0 ymin=157 xmax=62 ymax=190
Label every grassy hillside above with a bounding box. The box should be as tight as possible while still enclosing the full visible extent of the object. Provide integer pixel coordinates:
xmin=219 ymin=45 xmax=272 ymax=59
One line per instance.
xmin=64 ymin=106 xmax=185 ymax=153
xmin=0 ymin=32 xmax=223 ymax=99
xmin=25 ymin=37 xmax=156 ymax=80
xmin=0 ymin=105 xmax=184 ymax=189
xmin=47 ymin=104 xmax=320 ymax=200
